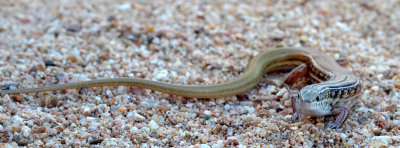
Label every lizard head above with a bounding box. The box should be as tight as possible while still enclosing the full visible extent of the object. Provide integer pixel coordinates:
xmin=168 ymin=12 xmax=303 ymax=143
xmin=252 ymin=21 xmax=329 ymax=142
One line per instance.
xmin=299 ymin=84 xmax=323 ymax=103
xmin=296 ymin=84 xmax=332 ymax=116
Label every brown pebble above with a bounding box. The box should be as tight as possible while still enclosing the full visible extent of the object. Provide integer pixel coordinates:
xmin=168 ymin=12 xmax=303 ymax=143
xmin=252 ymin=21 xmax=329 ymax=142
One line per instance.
xmin=208 ymin=24 xmax=216 ymax=30
xmin=118 ymin=106 xmax=127 ymax=113
xmin=67 ymin=55 xmax=77 ymax=63
xmin=31 ymin=126 xmax=41 ymax=134
xmin=383 ymin=103 xmax=398 ymax=112
xmin=196 ymin=77 xmax=205 ymax=83
xmin=146 ymin=27 xmax=154 ymax=33
xmin=237 ymin=94 xmax=249 ymax=101
xmin=20 ymin=18 xmax=30 ymax=23
xmin=12 ymin=96 xmax=23 ymax=102
xmin=55 ymin=126 xmax=64 ymax=133
xmin=11 ymin=125 xmax=21 ymax=132
xmin=38 ymin=63 xmax=46 ymax=71
xmin=67 ymin=115 xmax=78 ymax=122
xmin=227 ymin=136 xmax=239 ymax=146
xmin=17 ymin=138 xmax=29 ymax=146
xmin=214 ymin=39 xmax=224 ymax=46
xmin=39 ymin=97 xmax=60 ymax=108
xmin=89 ymin=138 xmax=104 ymax=145
xmin=394 ymin=82 xmax=400 ymax=89
xmin=378 ymin=118 xmax=391 ymax=130
xmin=39 ymin=126 xmax=48 ymax=133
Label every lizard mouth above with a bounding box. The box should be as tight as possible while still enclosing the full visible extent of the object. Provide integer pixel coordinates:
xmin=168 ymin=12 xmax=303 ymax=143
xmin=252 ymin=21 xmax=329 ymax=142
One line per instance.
xmin=298 ymin=100 xmax=321 ymax=116
xmin=299 ymin=100 xmax=316 ymax=114
xmin=300 ymin=100 xmax=311 ymax=108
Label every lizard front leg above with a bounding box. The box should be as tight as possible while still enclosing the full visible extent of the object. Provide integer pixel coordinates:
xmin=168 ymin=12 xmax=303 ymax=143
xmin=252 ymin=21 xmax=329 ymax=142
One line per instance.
xmin=325 ymin=106 xmax=350 ymax=129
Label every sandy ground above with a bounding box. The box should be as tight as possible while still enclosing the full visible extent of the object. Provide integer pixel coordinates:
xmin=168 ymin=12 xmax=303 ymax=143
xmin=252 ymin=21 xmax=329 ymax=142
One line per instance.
xmin=0 ymin=0 xmax=399 ymax=147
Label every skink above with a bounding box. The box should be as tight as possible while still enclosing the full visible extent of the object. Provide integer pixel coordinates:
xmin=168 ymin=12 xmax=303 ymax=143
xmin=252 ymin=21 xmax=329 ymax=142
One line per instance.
xmin=0 ymin=47 xmax=362 ymax=129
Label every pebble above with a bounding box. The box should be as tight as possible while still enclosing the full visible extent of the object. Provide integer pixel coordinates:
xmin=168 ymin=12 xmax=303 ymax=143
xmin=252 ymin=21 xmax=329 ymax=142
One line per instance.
xmin=267 ymin=123 xmax=279 ymax=132
xmin=119 ymin=3 xmax=131 ymax=10
xmin=224 ymin=104 xmax=231 ymax=110
xmin=148 ymin=120 xmax=159 ymax=130
xmin=83 ymin=107 xmax=91 ymax=115
xmin=371 ymin=85 xmax=379 ymax=92
xmin=199 ymin=144 xmax=211 ymax=148
xmin=154 ymin=69 xmax=169 ymax=80
xmin=129 ymin=112 xmax=145 ymax=121
xmin=44 ymin=60 xmax=56 ymax=67
xmin=66 ymin=24 xmax=81 ymax=32
xmin=21 ymin=126 xmax=31 ymax=137
xmin=11 ymin=116 xmax=24 ymax=125
xmin=211 ymin=140 xmax=224 ymax=148
xmin=130 ymin=127 xmax=139 ymax=133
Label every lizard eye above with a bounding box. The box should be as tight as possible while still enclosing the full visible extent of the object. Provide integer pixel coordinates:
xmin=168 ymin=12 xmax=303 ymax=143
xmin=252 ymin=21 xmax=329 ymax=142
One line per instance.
xmin=315 ymin=96 xmax=320 ymax=101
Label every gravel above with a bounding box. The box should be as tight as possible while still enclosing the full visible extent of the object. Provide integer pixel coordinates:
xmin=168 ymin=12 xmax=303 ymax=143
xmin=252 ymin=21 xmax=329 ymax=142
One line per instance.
xmin=0 ymin=0 xmax=399 ymax=147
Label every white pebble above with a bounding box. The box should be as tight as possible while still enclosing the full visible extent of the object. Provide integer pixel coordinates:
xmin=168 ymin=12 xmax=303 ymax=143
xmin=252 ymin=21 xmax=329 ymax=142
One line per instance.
xmin=267 ymin=123 xmax=279 ymax=132
xmin=371 ymin=85 xmax=379 ymax=91
xmin=83 ymin=107 xmax=91 ymax=115
xmin=336 ymin=22 xmax=350 ymax=32
xmin=95 ymin=96 xmax=102 ymax=104
xmin=266 ymin=85 xmax=277 ymax=93
xmin=312 ymin=19 xmax=319 ymax=26
xmin=224 ymin=104 xmax=231 ymax=110
xmin=21 ymin=126 xmax=31 ymax=137
xmin=334 ymin=53 xmax=340 ymax=59
xmin=204 ymin=110 xmax=211 ymax=115
xmin=139 ymin=45 xmax=150 ymax=57
xmin=154 ymin=69 xmax=169 ymax=80
xmin=376 ymin=74 xmax=384 ymax=80
xmin=148 ymin=120 xmax=159 ymax=130
xmin=245 ymin=106 xmax=255 ymax=113
xmin=200 ymin=144 xmax=211 ymax=148
xmin=376 ymin=65 xmax=389 ymax=73
xmin=101 ymin=113 xmax=111 ymax=118
xmin=106 ymin=90 xmax=113 ymax=98
xmin=130 ymin=127 xmax=139 ymax=133
xmin=212 ymin=140 xmax=224 ymax=148
xmin=127 ymin=112 xmax=133 ymax=118
xmin=133 ymin=112 xmax=145 ymax=121
xmin=340 ymin=133 xmax=347 ymax=139
xmin=119 ymin=3 xmax=131 ymax=10
xmin=11 ymin=116 xmax=24 ymax=125
xmin=371 ymin=136 xmax=396 ymax=146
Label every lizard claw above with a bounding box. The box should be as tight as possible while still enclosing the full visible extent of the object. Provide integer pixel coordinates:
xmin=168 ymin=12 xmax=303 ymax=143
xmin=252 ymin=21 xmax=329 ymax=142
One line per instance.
xmin=291 ymin=111 xmax=303 ymax=122
xmin=325 ymin=123 xmax=340 ymax=130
